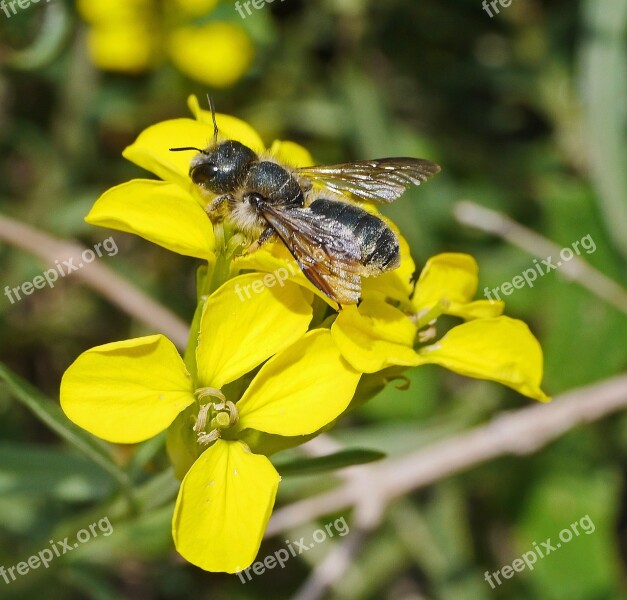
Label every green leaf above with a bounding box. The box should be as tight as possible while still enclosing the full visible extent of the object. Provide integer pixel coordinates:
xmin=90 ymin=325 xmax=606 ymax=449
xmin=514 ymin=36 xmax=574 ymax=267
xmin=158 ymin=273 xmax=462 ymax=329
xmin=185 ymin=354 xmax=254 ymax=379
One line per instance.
xmin=239 ymin=428 xmax=321 ymax=457
xmin=273 ymin=448 xmax=386 ymax=477
xmin=580 ymin=0 xmax=627 ymax=259
xmin=517 ymin=456 xmax=621 ymax=599
xmin=0 ymin=444 xmax=115 ymax=501
xmin=0 ymin=361 xmax=134 ymax=505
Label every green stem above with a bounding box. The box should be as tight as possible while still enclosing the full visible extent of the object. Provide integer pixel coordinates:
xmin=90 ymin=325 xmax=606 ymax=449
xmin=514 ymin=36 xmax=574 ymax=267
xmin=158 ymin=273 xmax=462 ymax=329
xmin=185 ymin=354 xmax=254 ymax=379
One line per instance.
xmin=0 ymin=362 xmax=138 ymax=514
xmin=183 ymin=223 xmax=243 ymax=382
xmin=183 ymin=298 xmax=205 ymax=383
xmin=205 ymin=222 xmax=244 ymax=296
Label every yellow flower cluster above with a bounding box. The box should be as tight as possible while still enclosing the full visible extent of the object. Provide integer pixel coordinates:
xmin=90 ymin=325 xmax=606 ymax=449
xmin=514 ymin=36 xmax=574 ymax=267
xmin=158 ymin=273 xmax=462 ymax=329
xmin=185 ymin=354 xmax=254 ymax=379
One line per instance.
xmin=77 ymin=0 xmax=253 ymax=87
xmin=60 ymin=96 xmax=549 ymax=574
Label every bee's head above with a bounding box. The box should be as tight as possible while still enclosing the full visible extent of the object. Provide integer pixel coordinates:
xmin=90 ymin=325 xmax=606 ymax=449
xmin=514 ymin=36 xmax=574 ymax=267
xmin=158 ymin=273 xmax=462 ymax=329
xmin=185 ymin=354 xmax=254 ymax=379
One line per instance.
xmin=185 ymin=141 xmax=257 ymax=194
xmin=169 ymin=95 xmax=257 ymax=194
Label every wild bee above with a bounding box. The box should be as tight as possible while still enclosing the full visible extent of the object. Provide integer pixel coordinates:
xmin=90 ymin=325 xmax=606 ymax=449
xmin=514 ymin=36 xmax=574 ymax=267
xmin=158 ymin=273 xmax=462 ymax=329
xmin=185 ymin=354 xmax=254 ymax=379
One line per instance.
xmin=171 ymin=100 xmax=440 ymax=307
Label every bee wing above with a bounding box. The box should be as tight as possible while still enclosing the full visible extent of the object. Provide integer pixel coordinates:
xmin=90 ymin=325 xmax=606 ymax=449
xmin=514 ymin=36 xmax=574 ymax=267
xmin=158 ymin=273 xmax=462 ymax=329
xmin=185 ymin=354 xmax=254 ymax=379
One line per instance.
xmin=259 ymin=203 xmax=363 ymax=306
xmin=297 ymin=158 xmax=440 ymax=204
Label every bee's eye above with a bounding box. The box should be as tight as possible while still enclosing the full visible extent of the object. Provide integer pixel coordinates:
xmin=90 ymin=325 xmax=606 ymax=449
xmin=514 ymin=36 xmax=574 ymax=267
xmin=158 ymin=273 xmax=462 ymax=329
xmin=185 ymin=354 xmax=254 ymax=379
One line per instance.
xmin=190 ymin=162 xmax=219 ymax=186
xmin=245 ymin=193 xmax=264 ymax=207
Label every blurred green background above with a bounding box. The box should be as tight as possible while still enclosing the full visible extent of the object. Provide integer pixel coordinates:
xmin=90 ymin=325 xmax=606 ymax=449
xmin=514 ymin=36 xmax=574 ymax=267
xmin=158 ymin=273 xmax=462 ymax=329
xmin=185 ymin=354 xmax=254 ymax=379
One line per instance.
xmin=1 ymin=0 xmax=626 ymax=598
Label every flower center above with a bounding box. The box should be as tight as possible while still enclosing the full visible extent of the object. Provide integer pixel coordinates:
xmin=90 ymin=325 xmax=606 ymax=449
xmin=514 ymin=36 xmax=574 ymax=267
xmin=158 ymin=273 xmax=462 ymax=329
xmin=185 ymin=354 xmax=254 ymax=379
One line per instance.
xmin=412 ymin=298 xmax=450 ymax=344
xmin=193 ymin=387 xmax=239 ymax=446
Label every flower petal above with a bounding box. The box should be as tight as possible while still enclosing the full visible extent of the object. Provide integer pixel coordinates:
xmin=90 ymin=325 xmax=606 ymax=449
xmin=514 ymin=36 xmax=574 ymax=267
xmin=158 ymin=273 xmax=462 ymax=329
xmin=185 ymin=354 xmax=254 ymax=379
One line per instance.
xmin=60 ymin=335 xmax=195 ymax=444
xmin=171 ymin=0 xmax=218 ymax=17
xmin=168 ymin=23 xmax=253 ymax=89
xmin=122 ymin=119 xmax=217 ymax=188
xmin=331 ymin=300 xmax=418 ymax=373
xmin=196 ymin=275 xmax=313 ymax=389
xmin=77 ymin=0 xmax=150 ymax=22
xmin=268 ymin=140 xmax=314 ymax=168
xmin=85 ymin=179 xmax=215 ymax=260
xmin=416 ymin=317 xmax=550 ymax=402
xmin=361 ymin=226 xmax=415 ymax=304
xmin=446 ymin=299 xmax=505 ymax=320
xmin=235 ymin=329 xmax=360 ymax=436
xmin=172 ymin=440 xmax=279 ymax=573
xmin=412 ymin=253 xmax=478 ymax=313
xmin=234 ymin=241 xmax=341 ymax=309
xmin=85 ymin=23 xmax=158 ymax=72
xmin=234 ymin=241 xmax=309 ymax=286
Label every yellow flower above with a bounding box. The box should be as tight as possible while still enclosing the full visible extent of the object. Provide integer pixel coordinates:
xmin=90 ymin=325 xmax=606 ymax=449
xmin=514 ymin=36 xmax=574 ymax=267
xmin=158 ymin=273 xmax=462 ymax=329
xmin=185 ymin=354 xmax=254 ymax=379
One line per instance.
xmin=77 ymin=0 xmax=253 ymax=87
xmin=86 ymin=96 xmax=313 ymax=265
xmin=172 ymin=0 xmax=220 ymax=16
xmin=168 ymin=23 xmax=254 ymax=88
xmin=60 ymin=275 xmax=360 ymax=572
xmin=332 ymin=253 xmax=550 ymax=402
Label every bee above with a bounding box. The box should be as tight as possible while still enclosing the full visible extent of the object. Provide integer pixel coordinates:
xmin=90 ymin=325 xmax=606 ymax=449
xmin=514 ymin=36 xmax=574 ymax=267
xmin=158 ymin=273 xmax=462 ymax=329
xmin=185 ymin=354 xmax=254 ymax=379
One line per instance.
xmin=171 ymin=100 xmax=440 ymax=307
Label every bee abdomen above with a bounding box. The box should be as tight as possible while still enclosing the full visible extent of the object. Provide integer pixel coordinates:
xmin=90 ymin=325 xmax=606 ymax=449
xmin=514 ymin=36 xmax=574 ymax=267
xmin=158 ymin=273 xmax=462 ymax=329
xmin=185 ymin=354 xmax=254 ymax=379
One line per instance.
xmin=309 ymin=199 xmax=400 ymax=273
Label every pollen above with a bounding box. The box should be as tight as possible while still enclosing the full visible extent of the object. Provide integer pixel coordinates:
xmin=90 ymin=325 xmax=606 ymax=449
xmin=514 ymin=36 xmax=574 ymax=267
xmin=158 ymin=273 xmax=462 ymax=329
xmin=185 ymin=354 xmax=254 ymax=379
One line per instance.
xmin=193 ymin=389 xmax=239 ymax=447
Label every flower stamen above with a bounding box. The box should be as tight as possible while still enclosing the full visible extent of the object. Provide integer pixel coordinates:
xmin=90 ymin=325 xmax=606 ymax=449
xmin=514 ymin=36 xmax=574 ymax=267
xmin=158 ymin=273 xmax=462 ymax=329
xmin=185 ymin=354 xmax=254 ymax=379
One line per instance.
xmin=417 ymin=324 xmax=437 ymax=343
xmin=196 ymin=387 xmax=226 ymax=402
xmin=226 ymin=400 xmax=239 ymax=425
xmin=197 ymin=429 xmax=220 ymax=446
xmin=193 ymin=402 xmax=211 ymax=433
xmin=193 ymin=390 xmax=239 ymax=447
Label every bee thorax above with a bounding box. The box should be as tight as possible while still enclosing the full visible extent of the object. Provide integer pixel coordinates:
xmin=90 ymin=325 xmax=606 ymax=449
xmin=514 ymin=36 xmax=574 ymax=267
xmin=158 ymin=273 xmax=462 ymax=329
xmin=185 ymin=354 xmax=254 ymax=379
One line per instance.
xmin=244 ymin=162 xmax=304 ymax=208
xmin=228 ymin=196 xmax=268 ymax=237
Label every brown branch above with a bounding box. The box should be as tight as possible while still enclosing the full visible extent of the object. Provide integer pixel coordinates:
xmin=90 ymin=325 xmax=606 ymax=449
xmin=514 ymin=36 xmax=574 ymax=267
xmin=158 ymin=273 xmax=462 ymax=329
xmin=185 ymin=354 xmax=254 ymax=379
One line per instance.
xmin=0 ymin=214 xmax=189 ymax=348
xmin=453 ymin=200 xmax=627 ymax=314
xmin=290 ymin=530 xmax=369 ymax=600
xmin=268 ymin=373 xmax=627 ymax=537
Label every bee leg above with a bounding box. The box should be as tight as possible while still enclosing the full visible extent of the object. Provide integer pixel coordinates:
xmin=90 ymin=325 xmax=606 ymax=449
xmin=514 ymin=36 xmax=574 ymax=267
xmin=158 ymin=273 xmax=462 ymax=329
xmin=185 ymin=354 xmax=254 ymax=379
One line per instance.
xmin=244 ymin=226 xmax=275 ymax=254
xmin=206 ymin=194 xmax=233 ymax=221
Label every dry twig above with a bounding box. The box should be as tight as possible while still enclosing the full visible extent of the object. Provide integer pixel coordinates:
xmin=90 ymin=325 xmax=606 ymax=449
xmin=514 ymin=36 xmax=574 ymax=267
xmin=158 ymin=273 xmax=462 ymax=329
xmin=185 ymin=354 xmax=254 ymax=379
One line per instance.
xmin=0 ymin=214 xmax=189 ymax=348
xmin=281 ymin=373 xmax=627 ymax=600
xmin=270 ymin=373 xmax=627 ymax=534
xmin=454 ymin=200 xmax=627 ymax=313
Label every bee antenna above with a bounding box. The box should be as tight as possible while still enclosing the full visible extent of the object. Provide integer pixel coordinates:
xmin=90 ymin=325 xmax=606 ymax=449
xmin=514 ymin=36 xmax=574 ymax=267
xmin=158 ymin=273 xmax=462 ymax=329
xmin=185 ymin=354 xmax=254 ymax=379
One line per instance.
xmin=169 ymin=146 xmax=208 ymax=154
xmin=207 ymin=94 xmax=219 ymax=145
